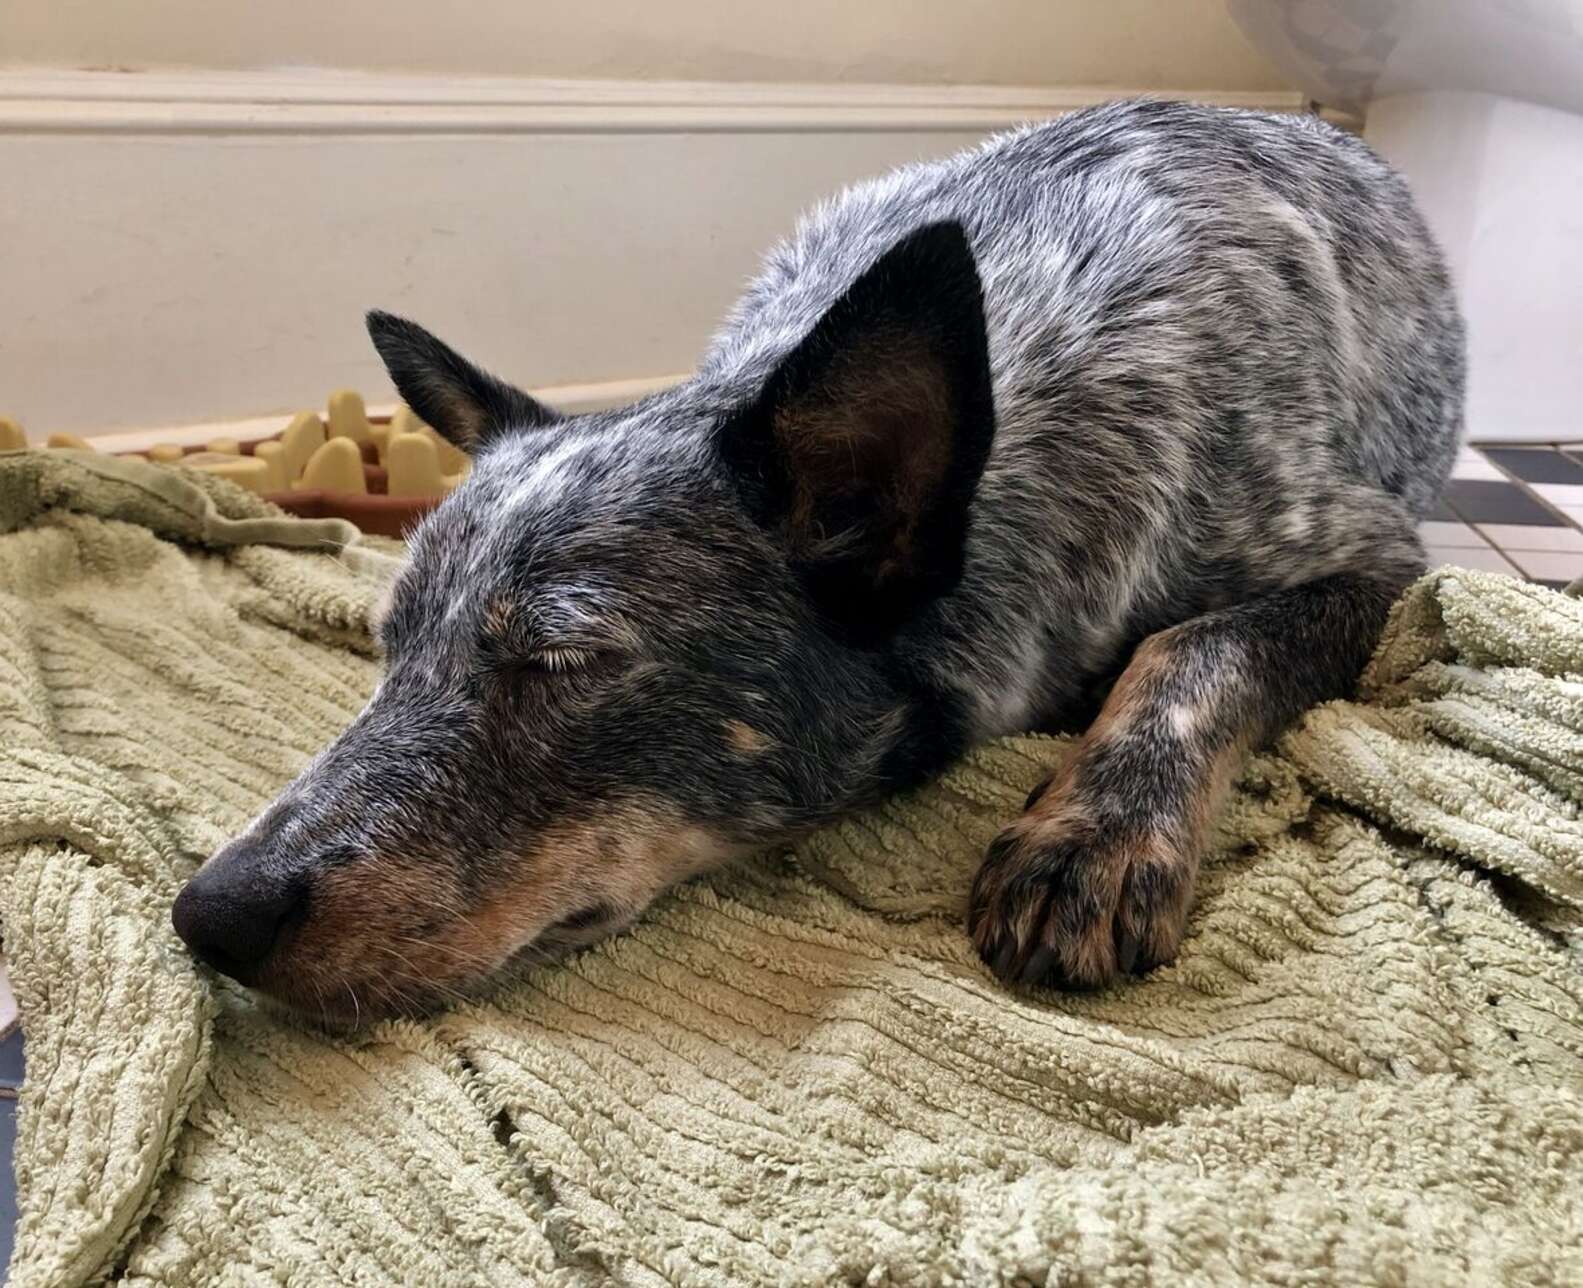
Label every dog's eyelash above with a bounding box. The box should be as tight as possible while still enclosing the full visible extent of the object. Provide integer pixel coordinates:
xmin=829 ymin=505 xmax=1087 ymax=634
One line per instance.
xmin=520 ymin=646 xmax=608 ymax=675
xmin=482 ymin=641 xmax=628 ymax=685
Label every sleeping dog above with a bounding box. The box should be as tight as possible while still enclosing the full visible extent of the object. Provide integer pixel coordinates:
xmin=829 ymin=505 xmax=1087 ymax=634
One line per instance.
xmin=173 ymin=99 xmax=1464 ymax=1022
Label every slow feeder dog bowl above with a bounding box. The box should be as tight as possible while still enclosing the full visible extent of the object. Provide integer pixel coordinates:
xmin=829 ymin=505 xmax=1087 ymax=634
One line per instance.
xmin=115 ymin=391 xmax=468 ymax=538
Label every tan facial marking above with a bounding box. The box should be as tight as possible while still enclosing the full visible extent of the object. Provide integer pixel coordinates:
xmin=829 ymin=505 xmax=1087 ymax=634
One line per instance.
xmin=481 ymin=595 xmax=516 ymax=639
xmin=269 ymin=853 xmax=478 ymax=1015
xmin=267 ymin=799 xmax=736 ymax=1017
xmin=723 ymin=719 xmax=773 ymax=755
xmin=453 ymin=804 xmax=733 ymax=964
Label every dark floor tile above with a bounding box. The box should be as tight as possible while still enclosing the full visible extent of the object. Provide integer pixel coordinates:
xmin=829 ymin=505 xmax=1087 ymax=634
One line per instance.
xmin=1539 ymin=579 xmax=1577 ymax=592
xmin=1 ymin=1097 xmax=16 ymax=1276
xmin=1444 ymin=480 xmax=1565 ymax=527
xmin=1480 ymin=448 xmax=1583 ymax=486
xmin=1426 ymin=497 xmax=1459 ymax=522
xmin=0 ymin=1030 xmax=20 ymax=1090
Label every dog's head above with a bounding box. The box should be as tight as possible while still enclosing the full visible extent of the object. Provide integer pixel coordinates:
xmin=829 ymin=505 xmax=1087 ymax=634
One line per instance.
xmin=172 ymin=222 xmax=995 ymax=1022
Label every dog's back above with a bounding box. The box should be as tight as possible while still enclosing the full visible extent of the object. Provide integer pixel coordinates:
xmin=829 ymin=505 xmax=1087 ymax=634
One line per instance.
xmin=707 ymin=99 xmax=1464 ymax=736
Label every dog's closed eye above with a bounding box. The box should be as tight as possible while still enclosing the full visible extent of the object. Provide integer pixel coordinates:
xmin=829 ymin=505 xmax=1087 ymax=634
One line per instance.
xmin=501 ymin=647 xmax=635 ymax=690
xmin=478 ymin=591 xmax=637 ymax=681
xmin=521 ymin=646 xmax=611 ymax=674
xmin=553 ymin=901 xmax=617 ymax=932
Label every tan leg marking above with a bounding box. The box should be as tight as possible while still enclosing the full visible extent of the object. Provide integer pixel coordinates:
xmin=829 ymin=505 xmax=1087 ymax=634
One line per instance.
xmin=969 ymin=627 xmax=1243 ymax=989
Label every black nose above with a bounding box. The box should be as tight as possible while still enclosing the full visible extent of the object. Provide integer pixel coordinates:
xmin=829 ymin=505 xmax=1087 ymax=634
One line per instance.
xmin=171 ymin=853 xmax=303 ymax=986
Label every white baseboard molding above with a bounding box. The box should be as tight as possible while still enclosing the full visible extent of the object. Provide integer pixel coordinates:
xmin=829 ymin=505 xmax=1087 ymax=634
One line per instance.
xmin=0 ymin=69 xmax=1308 ymax=134
xmin=82 ymin=373 xmax=687 ymax=453
xmin=1 ymin=69 xmax=1312 ymax=438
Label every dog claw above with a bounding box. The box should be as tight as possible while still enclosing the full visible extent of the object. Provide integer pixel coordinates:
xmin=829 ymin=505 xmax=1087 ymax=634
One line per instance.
xmin=1019 ymin=944 xmax=1057 ymax=985
xmin=1115 ymin=930 xmax=1140 ymax=975
xmin=1023 ymin=775 xmax=1055 ymax=811
xmin=991 ymin=938 xmax=1019 ymax=979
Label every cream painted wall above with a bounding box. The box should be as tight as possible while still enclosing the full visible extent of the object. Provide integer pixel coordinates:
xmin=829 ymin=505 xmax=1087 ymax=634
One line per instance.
xmin=1 ymin=4 xmax=1296 ymax=437
xmin=5 ymin=123 xmax=996 ymax=435
xmin=4 ymin=0 xmax=1286 ymax=91
xmin=0 ymin=75 xmax=1300 ymax=438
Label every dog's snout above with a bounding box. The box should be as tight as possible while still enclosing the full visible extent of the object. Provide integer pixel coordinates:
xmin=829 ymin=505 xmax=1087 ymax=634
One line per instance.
xmin=172 ymin=853 xmax=302 ymax=986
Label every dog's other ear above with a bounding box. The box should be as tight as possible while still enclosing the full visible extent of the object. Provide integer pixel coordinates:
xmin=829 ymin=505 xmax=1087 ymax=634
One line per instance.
xmin=365 ymin=311 xmax=560 ymax=454
xmin=719 ymin=221 xmax=995 ymax=636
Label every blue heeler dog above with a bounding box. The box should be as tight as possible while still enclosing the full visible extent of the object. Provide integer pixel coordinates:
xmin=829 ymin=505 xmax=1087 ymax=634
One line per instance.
xmin=173 ymin=100 xmax=1464 ymax=1023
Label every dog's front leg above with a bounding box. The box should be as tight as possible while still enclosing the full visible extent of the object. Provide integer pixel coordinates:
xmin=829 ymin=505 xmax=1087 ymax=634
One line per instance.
xmin=968 ymin=568 xmax=1418 ymax=989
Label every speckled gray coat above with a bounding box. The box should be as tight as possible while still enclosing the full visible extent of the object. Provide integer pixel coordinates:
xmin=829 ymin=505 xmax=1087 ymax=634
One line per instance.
xmin=174 ymin=100 xmax=1464 ymax=1019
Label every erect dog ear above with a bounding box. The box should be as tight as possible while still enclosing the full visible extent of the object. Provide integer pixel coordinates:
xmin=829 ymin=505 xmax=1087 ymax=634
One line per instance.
xmin=365 ymin=311 xmax=560 ymax=454
xmin=718 ymin=221 xmax=996 ymax=636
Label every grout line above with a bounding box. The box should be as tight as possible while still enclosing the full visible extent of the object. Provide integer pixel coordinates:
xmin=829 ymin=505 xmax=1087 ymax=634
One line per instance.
xmin=1444 ymin=445 xmax=1583 ymax=584
xmin=1459 ymin=444 xmax=1583 ymax=535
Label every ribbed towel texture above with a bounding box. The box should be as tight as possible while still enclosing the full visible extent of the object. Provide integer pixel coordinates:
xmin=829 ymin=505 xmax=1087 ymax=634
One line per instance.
xmin=1 ymin=448 xmax=1580 ymax=1286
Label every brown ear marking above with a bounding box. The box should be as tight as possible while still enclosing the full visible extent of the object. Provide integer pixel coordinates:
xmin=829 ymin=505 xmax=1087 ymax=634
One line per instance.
xmin=718 ymin=222 xmax=995 ymax=633
xmin=771 ymin=332 xmax=956 ymax=582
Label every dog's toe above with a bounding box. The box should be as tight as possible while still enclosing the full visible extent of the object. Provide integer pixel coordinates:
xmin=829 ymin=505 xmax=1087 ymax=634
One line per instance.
xmin=968 ymin=809 xmax=1195 ymax=992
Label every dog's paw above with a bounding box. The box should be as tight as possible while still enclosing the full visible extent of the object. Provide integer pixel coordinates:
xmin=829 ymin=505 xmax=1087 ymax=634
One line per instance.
xmin=967 ymin=803 xmax=1195 ymax=990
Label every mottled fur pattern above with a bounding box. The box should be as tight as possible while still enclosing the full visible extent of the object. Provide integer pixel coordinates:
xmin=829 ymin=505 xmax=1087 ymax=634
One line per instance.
xmin=172 ymin=100 xmax=1463 ymax=1022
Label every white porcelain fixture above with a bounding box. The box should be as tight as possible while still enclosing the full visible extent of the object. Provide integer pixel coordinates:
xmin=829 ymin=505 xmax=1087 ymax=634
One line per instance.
xmin=1228 ymin=1 xmax=1583 ymax=442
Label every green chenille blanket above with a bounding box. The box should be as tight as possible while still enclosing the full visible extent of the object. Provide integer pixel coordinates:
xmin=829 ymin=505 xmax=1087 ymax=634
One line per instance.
xmin=2 ymin=448 xmax=1581 ymax=1286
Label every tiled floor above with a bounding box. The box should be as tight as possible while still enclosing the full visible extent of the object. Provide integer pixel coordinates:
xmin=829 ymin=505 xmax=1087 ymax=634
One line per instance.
xmin=1425 ymin=444 xmax=1583 ymax=589
xmin=0 ymin=441 xmax=1578 ymax=1271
